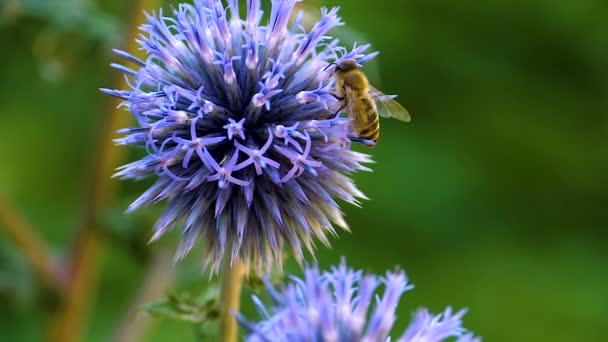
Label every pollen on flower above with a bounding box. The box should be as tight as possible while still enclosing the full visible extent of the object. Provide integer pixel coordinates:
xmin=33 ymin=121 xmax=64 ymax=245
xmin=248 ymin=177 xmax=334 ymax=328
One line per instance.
xmin=223 ymin=118 xmax=246 ymax=141
xmin=102 ymin=0 xmax=378 ymax=274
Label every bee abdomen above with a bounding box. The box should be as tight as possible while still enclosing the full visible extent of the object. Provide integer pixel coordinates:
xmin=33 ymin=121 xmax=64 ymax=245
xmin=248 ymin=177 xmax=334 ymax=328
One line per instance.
xmin=358 ymin=98 xmax=380 ymax=143
xmin=358 ymin=120 xmax=380 ymax=143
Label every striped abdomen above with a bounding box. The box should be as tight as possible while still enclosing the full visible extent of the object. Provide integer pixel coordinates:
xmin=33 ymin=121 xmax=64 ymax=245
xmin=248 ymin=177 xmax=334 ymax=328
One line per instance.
xmin=356 ymin=96 xmax=380 ymax=143
xmin=347 ymin=94 xmax=380 ymax=144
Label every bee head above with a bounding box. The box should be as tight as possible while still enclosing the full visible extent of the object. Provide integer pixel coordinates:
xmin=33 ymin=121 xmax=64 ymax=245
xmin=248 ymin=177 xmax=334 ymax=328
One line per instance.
xmin=326 ymin=59 xmax=359 ymax=74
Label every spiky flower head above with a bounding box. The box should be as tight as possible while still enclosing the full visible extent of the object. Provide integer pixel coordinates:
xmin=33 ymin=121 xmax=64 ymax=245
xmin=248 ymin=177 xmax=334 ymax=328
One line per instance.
xmin=102 ymin=0 xmax=375 ymax=273
xmin=239 ymin=261 xmax=480 ymax=342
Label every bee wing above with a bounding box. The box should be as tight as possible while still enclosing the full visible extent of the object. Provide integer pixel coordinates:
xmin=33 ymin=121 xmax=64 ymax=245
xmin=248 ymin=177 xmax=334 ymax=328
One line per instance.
xmin=344 ymin=86 xmax=358 ymax=113
xmin=368 ymin=85 xmax=411 ymax=122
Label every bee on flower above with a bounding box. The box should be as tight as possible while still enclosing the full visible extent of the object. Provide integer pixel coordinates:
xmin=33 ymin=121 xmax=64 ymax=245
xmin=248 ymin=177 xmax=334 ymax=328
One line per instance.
xmin=103 ymin=0 xmax=385 ymax=274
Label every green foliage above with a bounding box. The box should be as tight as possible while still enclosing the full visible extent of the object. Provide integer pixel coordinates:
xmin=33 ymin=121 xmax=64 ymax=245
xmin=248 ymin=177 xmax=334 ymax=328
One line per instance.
xmin=1 ymin=0 xmax=119 ymax=41
xmin=143 ymin=286 xmax=220 ymax=323
xmin=1 ymin=0 xmax=119 ymax=82
xmin=142 ymin=286 xmax=221 ymax=340
xmin=0 ymin=244 xmax=34 ymax=309
xmin=1 ymin=0 xmax=607 ymax=341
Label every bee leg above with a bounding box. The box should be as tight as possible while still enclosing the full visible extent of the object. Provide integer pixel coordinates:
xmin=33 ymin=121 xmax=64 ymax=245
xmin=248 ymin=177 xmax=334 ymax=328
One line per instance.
xmin=348 ymin=136 xmax=376 ymax=147
xmin=334 ymin=103 xmax=347 ymax=117
xmin=328 ymin=93 xmax=345 ymax=101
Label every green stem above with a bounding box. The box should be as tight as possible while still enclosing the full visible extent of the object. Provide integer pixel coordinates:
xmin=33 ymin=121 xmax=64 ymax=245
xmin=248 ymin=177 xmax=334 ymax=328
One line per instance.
xmin=50 ymin=1 xmax=156 ymax=341
xmin=0 ymin=193 xmax=64 ymax=292
xmin=112 ymin=251 xmax=174 ymax=342
xmin=218 ymin=255 xmax=244 ymax=342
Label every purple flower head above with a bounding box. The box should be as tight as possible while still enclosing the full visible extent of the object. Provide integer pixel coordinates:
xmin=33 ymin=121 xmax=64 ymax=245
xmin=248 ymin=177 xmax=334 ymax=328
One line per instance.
xmin=102 ymin=0 xmax=375 ymax=274
xmin=238 ymin=260 xmax=480 ymax=342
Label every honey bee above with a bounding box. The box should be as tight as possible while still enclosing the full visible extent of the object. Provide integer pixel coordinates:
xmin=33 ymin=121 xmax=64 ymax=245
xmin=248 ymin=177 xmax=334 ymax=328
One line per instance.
xmin=329 ymin=59 xmax=411 ymax=145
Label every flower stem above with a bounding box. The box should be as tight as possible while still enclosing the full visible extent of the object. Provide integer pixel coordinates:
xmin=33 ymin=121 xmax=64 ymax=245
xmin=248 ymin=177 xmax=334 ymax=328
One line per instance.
xmin=0 ymin=193 xmax=64 ymax=292
xmin=219 ymin=254 xmax=245 ymax=342
xmin=49 ymin=1 xmax=155 ymax=341
xmin=112 ymin=251 xmax=174 ymax=342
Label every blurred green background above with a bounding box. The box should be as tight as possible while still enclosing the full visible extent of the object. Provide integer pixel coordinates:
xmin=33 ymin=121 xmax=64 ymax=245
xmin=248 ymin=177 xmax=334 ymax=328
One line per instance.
xmin=1 ymin=0 xmax=607 ymax=341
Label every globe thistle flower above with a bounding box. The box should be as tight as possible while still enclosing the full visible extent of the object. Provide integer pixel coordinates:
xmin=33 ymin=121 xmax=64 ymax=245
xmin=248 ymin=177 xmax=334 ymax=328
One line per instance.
xmin=102 ymin=0 xmax=375 ymax=273
xmin=239 ymin=261 xmax=480 ymax=342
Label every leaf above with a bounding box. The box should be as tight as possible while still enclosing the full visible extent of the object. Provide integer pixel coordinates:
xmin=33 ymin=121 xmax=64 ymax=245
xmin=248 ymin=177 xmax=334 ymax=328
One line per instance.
xmin=193 ymin=320 xmax=219 ymax=342
xmin=140 ymin=285 xmax=220 ymax=325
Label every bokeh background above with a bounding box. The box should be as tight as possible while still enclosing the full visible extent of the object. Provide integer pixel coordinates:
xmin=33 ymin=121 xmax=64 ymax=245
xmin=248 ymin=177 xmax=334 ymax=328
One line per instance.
xmin=1 ymin=0 xmax=607 ymax=341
